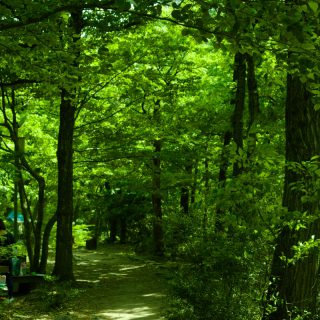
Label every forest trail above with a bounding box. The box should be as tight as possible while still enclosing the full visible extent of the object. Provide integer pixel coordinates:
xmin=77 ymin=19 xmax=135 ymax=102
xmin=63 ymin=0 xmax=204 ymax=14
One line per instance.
xmin=0 ymin=244 xmax=168 ymax=320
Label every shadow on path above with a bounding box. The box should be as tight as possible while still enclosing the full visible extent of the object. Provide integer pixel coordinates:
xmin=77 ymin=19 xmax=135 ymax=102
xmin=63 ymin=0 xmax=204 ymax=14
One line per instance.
xmin=0 ymin=244 xmax=168 ymax=320
xmin=69 ymin=244 xmax=167 ymax=320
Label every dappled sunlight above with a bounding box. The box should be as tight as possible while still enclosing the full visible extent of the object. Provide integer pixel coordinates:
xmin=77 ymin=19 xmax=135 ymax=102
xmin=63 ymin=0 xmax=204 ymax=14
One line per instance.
xmin=119 ymin=265 xmax=146 ymax=271
xmin=108 ymin=272 xmax=129 ymax=276
xmin=77 ymin=279 xmax=100 ymax=284
xmin=142 ymin=293 xmax=165 ymax=298
xmin=76 ymin=259 xmax=101 ymax=266
xmin=97 ymin=306 xmax=158 ymax=320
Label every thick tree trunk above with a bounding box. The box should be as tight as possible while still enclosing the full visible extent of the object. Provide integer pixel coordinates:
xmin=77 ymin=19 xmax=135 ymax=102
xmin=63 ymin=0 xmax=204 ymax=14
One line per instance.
xmin=52 ymin=88 xmax=76 ymax=280
xmin=232 ymin=52 xmax=246 ymax=176
xmin=264 ymin=75 xmax=320 ymax=319
xmin=246 ymin=54 xmax=259 ymax=159
xmin=52 ymin=9 xmax=83 ymax=281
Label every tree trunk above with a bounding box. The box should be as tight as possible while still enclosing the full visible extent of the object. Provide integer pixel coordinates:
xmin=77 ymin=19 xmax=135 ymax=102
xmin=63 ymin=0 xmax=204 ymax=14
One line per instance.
xmin=203 ymin=153 xmax=209 ymax=234
xmin=52 ymin=88 xmax=76 ymax=280
xmin=216 ymin=130 xmax=232 ymax=231
xmin=13 ymin=180 xmax=18 ymax=241
xmin=264 ymin=75 xmax=320 ymax=319
xmin=19 ymin=154 xmax=46 ymax=272
xmin=17 ymin=174 xmax=34 ymax=269
xmin=245 ymin=54 xmax=259 ymax=159
xmin=232 ymin=52 xmax=246 ymax=176
xmin=52 ymin=9 xmax=83 ymax=281
xmin=152 ymin=100 xmax=164 ymax=256
xmin=218 ymin=130 xmax=232 ymax=184
xmin=152 ymin=138 xmax=164 ymax=256
xmin=109 ymin=218 xmax=117 ymax=242
xmin=190 ymin=160 xmax=198 ymax=205
xmin=215 ymin=52 xmax=246 ymax=230
xmin=180 ymin=164 xmax=192 ymax=215
xmin=39 ymin=213 xmax=57 ymax=273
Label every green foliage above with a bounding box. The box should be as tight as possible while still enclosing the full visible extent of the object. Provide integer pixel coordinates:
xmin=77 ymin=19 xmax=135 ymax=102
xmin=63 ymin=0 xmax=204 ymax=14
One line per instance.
xmin=73 ymin=224 xmax=93 ymax=248
xmin=166 ymin=231 xmax=264 ymax=320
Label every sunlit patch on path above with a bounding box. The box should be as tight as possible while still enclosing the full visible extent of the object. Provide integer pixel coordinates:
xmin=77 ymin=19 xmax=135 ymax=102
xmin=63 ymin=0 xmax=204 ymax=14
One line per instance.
xmin=70 ymin=245 xmax=167 ymax=319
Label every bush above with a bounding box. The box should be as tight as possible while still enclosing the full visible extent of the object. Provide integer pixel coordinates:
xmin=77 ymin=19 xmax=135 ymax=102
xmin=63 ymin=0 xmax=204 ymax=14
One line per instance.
xmin=166 ymin=232 xmax=264 ymax=320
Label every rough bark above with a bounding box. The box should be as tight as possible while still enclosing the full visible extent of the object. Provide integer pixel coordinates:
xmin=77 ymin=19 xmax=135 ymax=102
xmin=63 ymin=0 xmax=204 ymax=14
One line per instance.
xmin=232 ymin=52 xmax=246 ymax=176
xmin=52 ymin=9 xmax=83 ymax=281
xmin=264 ymin=75 xmax=320 ymax=319
xmin=245 ymin=54 xmax=259 ymax=159
xmin=52 ymin=88 xmax=76 ymax=280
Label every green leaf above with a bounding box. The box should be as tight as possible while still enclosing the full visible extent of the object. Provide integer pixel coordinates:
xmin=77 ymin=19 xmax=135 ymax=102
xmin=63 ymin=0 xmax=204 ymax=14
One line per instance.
xmin=309 ymin=1 xmax=318 ymax=13
xmin=230 ymin=0 xmax=241 ymax=9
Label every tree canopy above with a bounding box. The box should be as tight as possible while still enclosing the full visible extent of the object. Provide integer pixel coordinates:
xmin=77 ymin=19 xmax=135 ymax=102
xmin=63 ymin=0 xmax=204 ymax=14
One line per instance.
xmin=0 ymin=0 xmax=320 ymax=319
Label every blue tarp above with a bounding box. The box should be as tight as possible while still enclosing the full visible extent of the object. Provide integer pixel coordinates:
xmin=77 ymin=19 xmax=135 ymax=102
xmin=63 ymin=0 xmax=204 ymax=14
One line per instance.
xmin=7 ymin=210 xmax=24 ymax=223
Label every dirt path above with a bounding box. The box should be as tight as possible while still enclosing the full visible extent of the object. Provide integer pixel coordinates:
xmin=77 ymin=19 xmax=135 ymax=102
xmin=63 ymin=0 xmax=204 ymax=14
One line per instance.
xmin=0 ymin=244 xmax=168 ymax=320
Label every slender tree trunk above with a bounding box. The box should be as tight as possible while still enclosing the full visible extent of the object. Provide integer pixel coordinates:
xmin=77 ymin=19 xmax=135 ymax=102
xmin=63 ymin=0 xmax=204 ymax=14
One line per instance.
xmin=191 ymin=160 xmax=198 ymax=205
xmin=152 ymin=138 xmax=163 ymax=256
xmin=109 ymin=218 xmax=117 ymax=242
xmin=218 ymin=130 xmax=232 ymax=184
xmin=180 ymin=164 xmax=192 ymax=214
xmin=180 ymin=186 xmax=189 ymax=214
xmin=152 ymin=100 xmax=164 ymax=256
xmin=19 ymin=155 xmax=45 ymax=272
xmin=13 ymin=180 xmax=18 ymax=240
xmin=203 ymin=152 xmax=210 ymax=234
xmin=263 ymin=75 xmax=320 ymax=319
xmin=1 ymin=87 xmax=49 ymax=272
xmin=215 ymin=130 xmax=232 ymax=231
xmin=39 ymin=213 xmax=56 ymax=273
xmin=17 ymin=174 xmax=34 ymax=268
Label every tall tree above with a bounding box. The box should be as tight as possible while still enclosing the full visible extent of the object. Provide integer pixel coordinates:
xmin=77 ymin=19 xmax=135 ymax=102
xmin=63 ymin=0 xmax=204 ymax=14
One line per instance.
xmin=52 ymin=9 xmax=84 ymax=280
xmin=263 ymin=0 xmax=320 ymax=318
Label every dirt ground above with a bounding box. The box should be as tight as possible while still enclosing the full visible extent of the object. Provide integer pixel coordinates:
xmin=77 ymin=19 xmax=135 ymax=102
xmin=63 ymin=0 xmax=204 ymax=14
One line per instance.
xmin=0 ymin=244 xmax=169 ymax=320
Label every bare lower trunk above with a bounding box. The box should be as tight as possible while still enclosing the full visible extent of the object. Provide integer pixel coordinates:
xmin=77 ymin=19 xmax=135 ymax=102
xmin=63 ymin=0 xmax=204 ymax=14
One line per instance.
xmin=264 ymin=75 xmax=320 ymax=319
xmin=52 ymin=9 xmax=83 ymax=281
xmin=232 ymin=52 xmax=246 ymax=176
xmin=52 ymin=88 xmax=76 ymax=281
xmin=152 ymin=101 xmax=164 ymax=256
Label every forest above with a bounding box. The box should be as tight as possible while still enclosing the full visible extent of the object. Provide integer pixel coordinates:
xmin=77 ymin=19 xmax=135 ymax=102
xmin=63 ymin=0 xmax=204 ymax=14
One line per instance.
xmin=0 ymin=0 xmax=319 ymax=319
